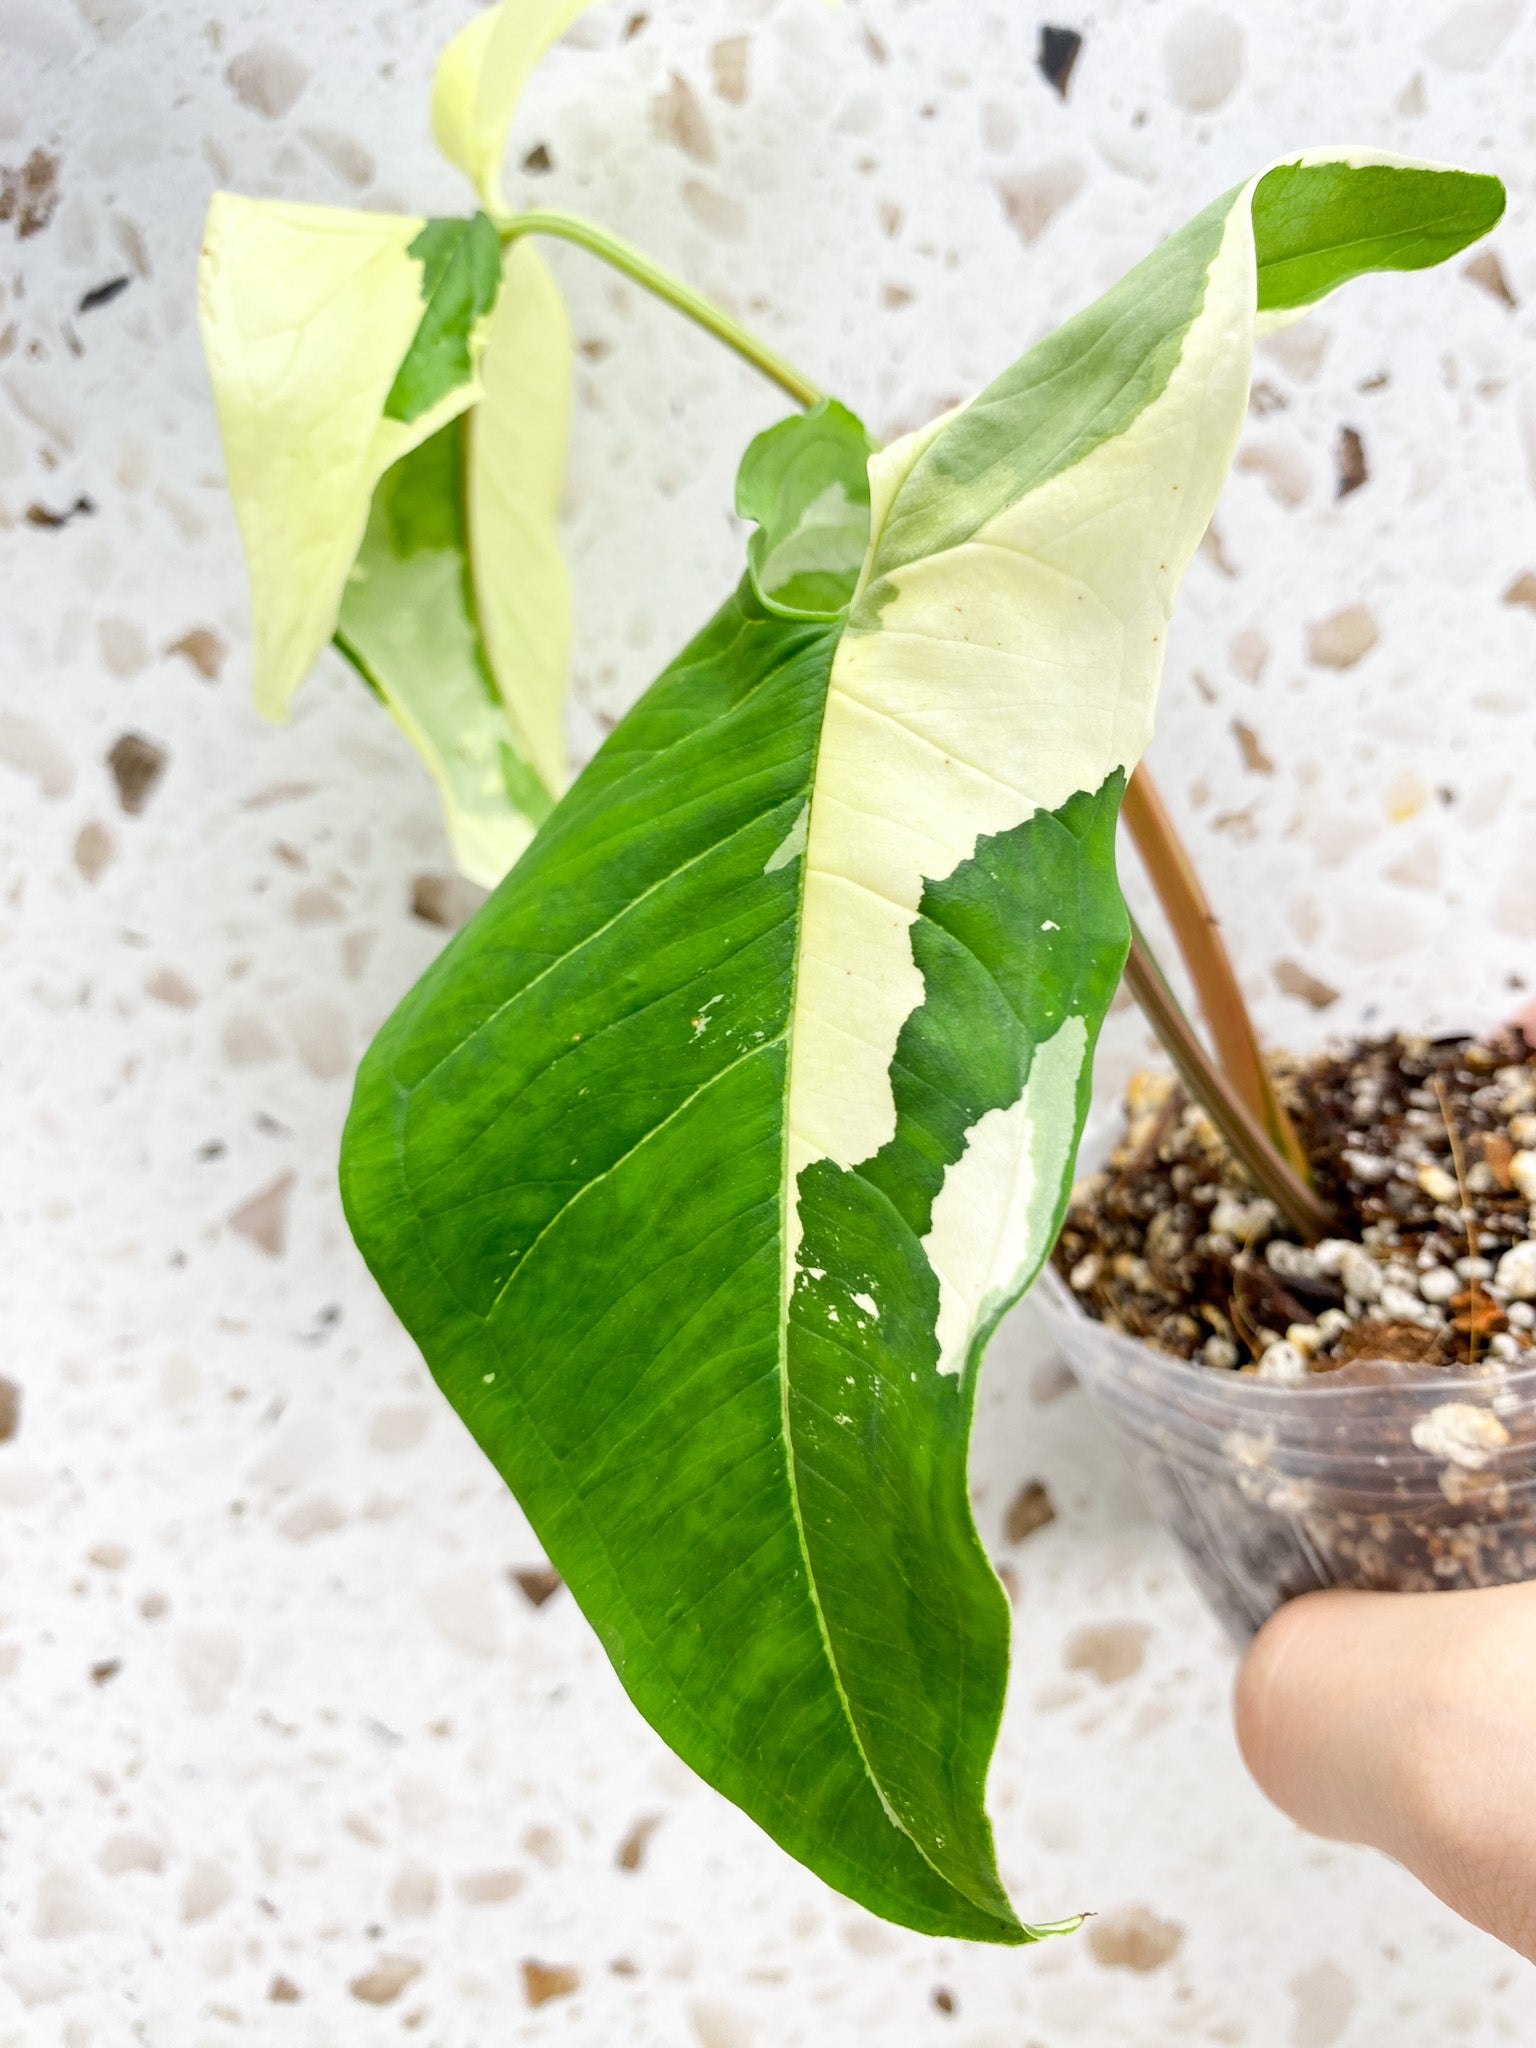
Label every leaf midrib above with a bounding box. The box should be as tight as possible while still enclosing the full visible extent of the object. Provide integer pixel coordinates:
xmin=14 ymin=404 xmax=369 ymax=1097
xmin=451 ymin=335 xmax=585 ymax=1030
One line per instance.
xmin=771 ymin=615 xmax=1015 ymax=1926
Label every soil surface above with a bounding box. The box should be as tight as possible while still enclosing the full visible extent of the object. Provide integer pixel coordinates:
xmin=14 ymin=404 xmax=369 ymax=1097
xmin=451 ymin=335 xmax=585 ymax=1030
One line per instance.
xmin=1053 ymin=1028 xmax=1536 ymax=1380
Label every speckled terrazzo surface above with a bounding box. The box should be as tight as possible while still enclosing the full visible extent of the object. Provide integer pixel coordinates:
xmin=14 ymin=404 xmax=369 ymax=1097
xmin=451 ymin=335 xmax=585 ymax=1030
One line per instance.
xmin=4 ymin=1 xmax=1536 ymax=2041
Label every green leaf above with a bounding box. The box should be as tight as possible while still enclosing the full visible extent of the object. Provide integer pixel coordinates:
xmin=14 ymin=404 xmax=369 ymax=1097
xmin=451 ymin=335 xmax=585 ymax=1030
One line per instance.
xmin=737 ymin=399 xmax=877 ymax=618
xmin=342 ymin=584 xmax=1059 ymax=1943
xmin=432 ymin=0 xmax=601 ymax=213
xmin=342 ymin=152 xmax=1498 ymax=1936
xmin=335 ymin=420 xmax=553 ymax=889
xmin=199 ymin=196 xmax=491 ymax=719
xmin=1252 ymin=155 xmax=1506 ymax=313
xmin=384 ymin=214 xmax=503 ymax=425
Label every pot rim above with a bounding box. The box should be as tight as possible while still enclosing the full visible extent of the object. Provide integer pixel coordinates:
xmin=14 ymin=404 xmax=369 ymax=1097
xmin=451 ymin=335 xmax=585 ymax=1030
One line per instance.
xmin=1032 ymin=1261 xmax=1536 ymax=1406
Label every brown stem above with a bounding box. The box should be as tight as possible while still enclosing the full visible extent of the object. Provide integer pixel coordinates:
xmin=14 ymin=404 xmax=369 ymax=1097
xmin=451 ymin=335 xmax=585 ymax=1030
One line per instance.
xmin=1124 ymin=924 xmax=1335 ymax=1242
xmin=1122 ymin=767 xmax=1313 ymax=1182
xmin=1433 ymin=1075 xmax=1481 ymax=1368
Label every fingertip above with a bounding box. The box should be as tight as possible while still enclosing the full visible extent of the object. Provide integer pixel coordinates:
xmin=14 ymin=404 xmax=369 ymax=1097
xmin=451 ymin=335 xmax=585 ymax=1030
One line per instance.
xmin=1237 ymin=1584 xmax=1536 ymax=1960
xmin=1233 ymin=1594 xmax=1309 ymax=1798
xmin=1233 ymin=1589 xmax=1383 ymax=1842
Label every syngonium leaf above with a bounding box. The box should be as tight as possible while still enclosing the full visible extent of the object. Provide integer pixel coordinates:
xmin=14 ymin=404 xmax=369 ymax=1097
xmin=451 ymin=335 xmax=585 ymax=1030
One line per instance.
xmin=464 ymin=237 xmax=573 ymax=806
xmin=336 ymin=421 xmax=554 ymax=889
xmin=199 ymin=196 xmax=500 ymax=718
xmin=341 ymin=152 xmax=1502 ymax=1938
xmin=432 ymin=0 xmax=600 ymax=214
xmin=335 ymin=235 xmax=573 ymax=886
xmin=737 ymin=398 xmax=877 ymax=619
xmin=202 ymin=194 xmax=570 ymax=877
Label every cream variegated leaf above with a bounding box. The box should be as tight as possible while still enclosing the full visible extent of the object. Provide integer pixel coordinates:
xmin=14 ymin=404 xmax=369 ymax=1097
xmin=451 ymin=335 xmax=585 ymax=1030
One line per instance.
xmin=202 ymin=187 xmax=574 ymax=880
xmin=466 ymin=238 xmax=573 ymax=802
xmin=334 ymin=416 xmax=555 ymax=890
xmin=199 ymin=197 xmax=497 ymax=720
xmin=205 ymin=0 xmax=610 ymax=874
xmin=343 ymin=155 xmax=1502 ymax=1937
xmin=332 ymin=237 xmax=573 ymax=887
xmin=432 ymin=0 xmax=598 ymax=214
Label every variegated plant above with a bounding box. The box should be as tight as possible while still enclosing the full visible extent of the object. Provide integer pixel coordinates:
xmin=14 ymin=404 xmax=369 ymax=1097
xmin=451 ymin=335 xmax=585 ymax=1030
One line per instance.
xmin=337 ymin=154 xmax=1503 ymax=1938
xmin=198 ymin=0 xmax=593 ymax=884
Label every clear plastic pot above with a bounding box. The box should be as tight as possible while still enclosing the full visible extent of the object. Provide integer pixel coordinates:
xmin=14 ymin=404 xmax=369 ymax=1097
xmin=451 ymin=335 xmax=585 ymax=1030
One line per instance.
xmin=1032 ymin=1265 xmax=1536 ymax=1647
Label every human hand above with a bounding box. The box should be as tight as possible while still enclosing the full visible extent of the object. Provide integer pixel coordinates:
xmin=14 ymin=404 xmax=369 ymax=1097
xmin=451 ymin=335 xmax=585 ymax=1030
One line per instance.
xmin=1235 ymin=1583 xmax=1536 ymax=1962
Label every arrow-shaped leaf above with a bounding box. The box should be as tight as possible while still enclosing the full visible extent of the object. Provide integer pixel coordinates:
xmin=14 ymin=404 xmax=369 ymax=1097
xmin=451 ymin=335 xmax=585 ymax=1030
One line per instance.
xmin=341 ymin=153 xmax=1501 ymax=1936
xmin=199 ymin=197 xmax=500 ymax=718
xmin=736 ymin=398 xmax=877 ymax=619
xmin=335 ymin=420 xmax=554 ymax=888
xmin=432 ymin=0 xmax=601 ymax=214
xmin=465 ymin=237 xmax=574 ymax=808
xmin=333 ymin=235 xmax=574 ymax=885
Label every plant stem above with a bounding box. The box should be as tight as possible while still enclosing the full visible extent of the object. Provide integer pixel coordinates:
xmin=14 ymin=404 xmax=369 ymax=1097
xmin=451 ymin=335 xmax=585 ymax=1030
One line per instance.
xmin=1433 ymin=1076 xmax=1482 ymax=1368
xmin=1123 ymin=766 xmax=1313 ymax=1183
xmin=498 ymin=208 xmax=822 ymax=411
xmin=1124 ymin=921 xmax=1334 ymax=1241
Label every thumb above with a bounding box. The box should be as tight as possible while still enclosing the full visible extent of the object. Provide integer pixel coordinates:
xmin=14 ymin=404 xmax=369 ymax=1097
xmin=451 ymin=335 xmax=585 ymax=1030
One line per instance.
xmin=1235 ymin=1584 xmax=1536 ymax=1960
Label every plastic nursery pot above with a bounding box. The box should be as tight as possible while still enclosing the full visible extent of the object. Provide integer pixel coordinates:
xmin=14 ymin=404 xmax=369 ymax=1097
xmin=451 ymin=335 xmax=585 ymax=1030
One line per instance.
xmin=1032 ymin=1264 xmax=1536 ymax=1647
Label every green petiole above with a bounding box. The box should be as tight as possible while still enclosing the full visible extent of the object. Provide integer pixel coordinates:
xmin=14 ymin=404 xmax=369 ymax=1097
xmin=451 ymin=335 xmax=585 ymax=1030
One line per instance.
xmin=497 ymin=207 xmax=822 ymax=411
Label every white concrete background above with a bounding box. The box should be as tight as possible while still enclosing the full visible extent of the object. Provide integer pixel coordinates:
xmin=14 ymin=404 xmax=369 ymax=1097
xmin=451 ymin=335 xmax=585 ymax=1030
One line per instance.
xmin=4 ymin=0 xmax=1536 ymax=2041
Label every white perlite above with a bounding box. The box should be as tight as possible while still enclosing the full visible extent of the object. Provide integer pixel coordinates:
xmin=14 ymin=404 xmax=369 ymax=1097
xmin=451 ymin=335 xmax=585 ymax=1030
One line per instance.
xmin=1312 ymin=1240 xmax=1353 ymax=1274
xmin=1494 ymin=1241 xmax=1536 ymax=1300
xmin=1337 ymin=1246 xmax=1384 ymax=1303
xmin=1379 ymin=1283 xmax=1431 ymax=1322
xmin=1417 ymin=1163 xmax=1460 ymax=1205
xmin=1255 ymin=1341 xmax=1308 ymax=1384
xmin=1267 ymin=1240 xmax=1323 ymax=1284
xmin=1210 ymin=1194 xmax=1278 ymax=1241
xmin=1222 ymin=1429 xmax=1278 ymax=1470
xmin=1342 ymin=1148 xmax=1394 ymax=1183
xmin=1410 ymin=1402 xmax=1511 ymax=1470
